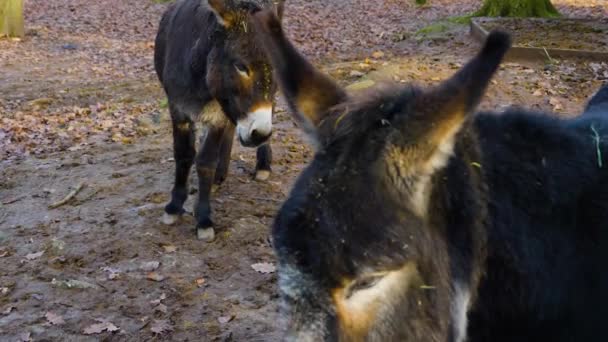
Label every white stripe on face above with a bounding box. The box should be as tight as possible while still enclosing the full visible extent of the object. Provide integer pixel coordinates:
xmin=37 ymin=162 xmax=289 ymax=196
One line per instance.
xmin=237 ymin=105 xmax=273 ymax=147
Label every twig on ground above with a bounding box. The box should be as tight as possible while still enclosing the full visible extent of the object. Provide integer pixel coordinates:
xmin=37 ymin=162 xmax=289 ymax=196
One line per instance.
xmin=543 ymin=47 xmax=555 ymax=64
xmin=48 ymin=182 xmax=85 ymax=209
xmin=1 ymin=195 xmax=25 ymax=205
xmin=74 ymin=188 xmax=99 ymax=205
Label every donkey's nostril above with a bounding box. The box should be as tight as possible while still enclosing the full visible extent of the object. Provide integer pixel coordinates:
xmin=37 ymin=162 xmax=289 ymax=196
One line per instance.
xmin=250 ymin=128 xmax=271 ymax=146
xmin=251 ymin=129 xmax=261 ymax=140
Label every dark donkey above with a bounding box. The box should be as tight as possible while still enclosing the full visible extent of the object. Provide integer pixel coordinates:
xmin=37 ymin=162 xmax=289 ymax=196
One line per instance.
xmin=154 ymin=0 xmax=284 ymax=240
xmin=253 ymin=10 xmax=608 ymax=342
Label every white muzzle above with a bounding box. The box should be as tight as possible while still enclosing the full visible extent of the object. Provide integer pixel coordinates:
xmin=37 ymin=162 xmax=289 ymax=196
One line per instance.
xmin=237 ymin=106 xmax=273 ymax=147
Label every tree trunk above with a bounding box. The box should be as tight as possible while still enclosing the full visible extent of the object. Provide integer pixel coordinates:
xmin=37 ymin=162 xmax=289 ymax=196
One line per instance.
xmin=0 ymin=0 xmax=24 ymax=38
xmin=474 ymin=0 xmax=560 ymax=18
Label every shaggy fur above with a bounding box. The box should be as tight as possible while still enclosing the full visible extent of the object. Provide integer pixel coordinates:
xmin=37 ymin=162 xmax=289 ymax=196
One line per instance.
xmin=253 ymin=8 xmax=608 ymax=342
xmin=154 ymin=0 xmax=283 ymax=235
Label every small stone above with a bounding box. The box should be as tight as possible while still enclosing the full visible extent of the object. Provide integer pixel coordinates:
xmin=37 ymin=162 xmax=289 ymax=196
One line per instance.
xmin=197 ymin=228 xmax=215 ymax=242
xmin=25 ymin=251 xmax=44 ymax=260
xmin=251 ymin=263 xmax=276 ymax=274
xmin=140 ymin=261 xmax=160 ymax=272
xmin=218 ymin=315 xmax=234 ymax=324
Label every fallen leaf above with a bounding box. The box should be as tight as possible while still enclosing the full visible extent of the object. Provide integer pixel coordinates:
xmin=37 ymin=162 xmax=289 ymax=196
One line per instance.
xmin=532 ymin=89 xmax=543 ymax=97
xmin=46 ymin=311 xmax=65 ymax=325
xmin=140 ymin=261 xmax=160 ymax=272
xmin=18 ymin=332 xmax=31 ymax=342
xmin=150 ymin=293 xmax=166 ymax=305
xmin=83 ymin=321 xmax=119 ymax=335
xmin=358 ymin=62 xmax=371 ymax=70
xmin=251 ymin=262 xmax=276 ymax=274
xmin=0 ymin=250 xmax=9 ymax=257
xmin=161 ymin=244 xmax=176 ymax=253
xmin=146 ymin=272 xmax=166 ymax=282
xmin=589 ymin=63 xmax=602 ymax=73
xmin=2 ymin=306 xmax=14 ymax=315
xmin=218 ymin=315 xmax=235 ymax=324
xmin=101 ymin=267 xmax=121 ymax=280
xmin=371 ymin=51 xmax=385 ymax=59
xmin=25 ymin=251 xmax=44 ymax=260
xmin=51 ymin=278 xmax=99 ymax=289
xmin=549 ymin=97 xmax=563 ymax=111
xmin=0 ymin=287 xmax=9 ymax=295
xmin=349 ymin=70 xmax=365 ymax=77
xmin=155 ymin=303 xmax=168 ymax=314
xmin=195 ymin=278 xmax=205 ymax=287
xmin=151 ymin=319 xmax=172 ymax=334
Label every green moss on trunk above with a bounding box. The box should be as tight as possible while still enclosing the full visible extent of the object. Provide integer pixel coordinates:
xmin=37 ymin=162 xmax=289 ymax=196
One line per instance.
xmin=0 ymin=0 xmax=24 ymax=38
xmin=474 ymin=0 xmax=560 ymax=18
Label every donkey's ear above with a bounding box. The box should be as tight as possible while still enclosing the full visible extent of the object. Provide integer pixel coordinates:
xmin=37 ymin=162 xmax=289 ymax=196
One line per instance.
xmin=207 ymin=0 xmax=236 ymax=27
xmin=401 ymin=31 xmax=510 ymax=172
xmin=386 ymin=31 xmax=510 ymax=216
xmin=252 ymin=9 xmax=347 ymax=140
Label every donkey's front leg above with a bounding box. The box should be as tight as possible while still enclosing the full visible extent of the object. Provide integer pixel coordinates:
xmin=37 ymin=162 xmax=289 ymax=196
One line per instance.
xmin=163 ymin=107 xmax=195 ymax=225
xmin=214 ymin=122 xmax=235 ymax=186
xmin=255 ymin=143 xmax=272 ymax=181
xmin=194 ymin=125 xmax=225 ymax=241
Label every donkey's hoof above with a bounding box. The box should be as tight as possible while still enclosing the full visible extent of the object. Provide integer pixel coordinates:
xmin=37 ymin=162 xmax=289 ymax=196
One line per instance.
xmin=255 ymin=170 xmax=271 ymax=181
xmin=162 ymin=213 xmax=180 ymax=226
xmin=197 ymin=227 xmax=215 ymax=242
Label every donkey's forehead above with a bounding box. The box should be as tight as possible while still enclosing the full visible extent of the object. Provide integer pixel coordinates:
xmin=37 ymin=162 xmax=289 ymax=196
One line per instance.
xmin=321 ymin=85 xmax=420 ymax=140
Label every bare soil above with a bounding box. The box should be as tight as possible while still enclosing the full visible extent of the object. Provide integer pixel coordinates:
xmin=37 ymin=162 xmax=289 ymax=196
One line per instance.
xmin=1 ymin=0 xmax=607 ymax=341
xmin=477 ymin=17 xmax=608 ymax=51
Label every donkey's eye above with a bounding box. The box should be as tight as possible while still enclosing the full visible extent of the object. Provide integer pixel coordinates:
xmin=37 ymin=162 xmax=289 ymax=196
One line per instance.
xmin=234 ymin=62 xmax=250 ymax=77
xmin=344 ymin=275 xmax=384 ymax=299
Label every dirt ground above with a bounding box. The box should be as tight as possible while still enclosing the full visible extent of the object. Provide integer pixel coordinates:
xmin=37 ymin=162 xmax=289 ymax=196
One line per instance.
xmin=1 ymin=0 xmax=607 ymax=341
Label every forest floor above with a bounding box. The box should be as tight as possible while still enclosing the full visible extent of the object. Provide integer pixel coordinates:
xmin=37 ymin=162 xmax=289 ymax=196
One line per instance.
xmin=1 ymin=0 xmax=607 ymax=340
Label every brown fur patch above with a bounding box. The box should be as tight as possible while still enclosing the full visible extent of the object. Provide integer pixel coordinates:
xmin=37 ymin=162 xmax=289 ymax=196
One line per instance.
xmin=296 ymin=93 xmax=323 ymax=124
xmin=176 ymin=122 xmax=191 ymax=132
xmin=332 ymin=286 xmax=379 ymax=342
xmin=238 ymin=68 xmax=253 ymax=89
xmin=296 ymin=82 xmax=341 ymax=126
xmin=332 ymin=263 xmax=420 ymax=341
xmin=249 ymin=101 xmax=273 ymax=113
